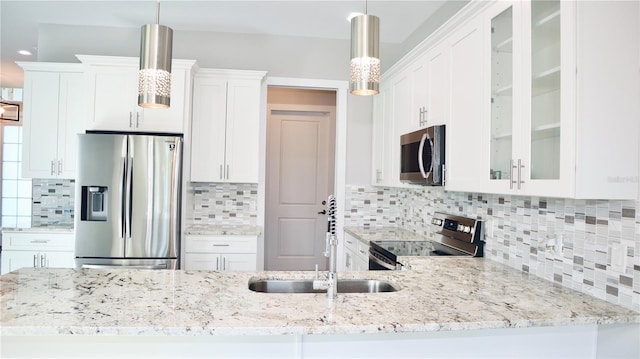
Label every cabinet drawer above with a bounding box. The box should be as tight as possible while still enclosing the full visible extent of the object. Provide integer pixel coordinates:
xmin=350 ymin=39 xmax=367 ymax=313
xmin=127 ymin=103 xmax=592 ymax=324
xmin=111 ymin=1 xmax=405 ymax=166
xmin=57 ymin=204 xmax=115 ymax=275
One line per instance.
xmin=344 ymin=233 xmax=358 ymax=252
xmin=356 ymin=240 xmax=369 ymax=259
xmin=1 ymin=232 xmax=74 ymax=251
xmin=184 ymin=235 xmax=257 ymax=253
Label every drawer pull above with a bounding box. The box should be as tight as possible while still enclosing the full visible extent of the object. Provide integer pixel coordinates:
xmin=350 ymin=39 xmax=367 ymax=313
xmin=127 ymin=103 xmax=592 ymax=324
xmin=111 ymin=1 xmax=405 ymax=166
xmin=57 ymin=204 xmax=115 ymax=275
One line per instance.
xmin=30 ymin=240 xmax=49 ymax=244
xmin=213 ymin=244 xmax=230 ymax=247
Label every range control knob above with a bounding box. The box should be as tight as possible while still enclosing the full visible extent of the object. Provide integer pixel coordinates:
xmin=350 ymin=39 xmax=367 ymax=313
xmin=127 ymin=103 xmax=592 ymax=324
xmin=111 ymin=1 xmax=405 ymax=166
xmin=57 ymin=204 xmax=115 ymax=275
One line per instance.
xmin=463 ymin=226 xmax=472 ymax=233
xmin=457 ymin=224 xmax=464 ymax=231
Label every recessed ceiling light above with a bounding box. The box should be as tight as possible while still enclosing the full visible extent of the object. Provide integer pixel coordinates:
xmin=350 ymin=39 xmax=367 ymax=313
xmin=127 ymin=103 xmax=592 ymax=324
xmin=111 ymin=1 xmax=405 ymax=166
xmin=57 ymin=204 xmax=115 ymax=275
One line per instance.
xmin=347 ymin=12 xmax=363 ymax=22
xmin=18 ymin=50 xmax=32 ymax=56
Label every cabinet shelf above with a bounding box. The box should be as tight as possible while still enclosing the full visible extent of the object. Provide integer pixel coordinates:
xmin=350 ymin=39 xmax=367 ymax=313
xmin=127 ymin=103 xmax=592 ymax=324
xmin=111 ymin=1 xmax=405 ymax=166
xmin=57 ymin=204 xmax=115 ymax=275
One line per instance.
xmin=531 ymin=122 xmax=560 ymax=140
xmin=492 ymin=132 xmax=513 ymax=140
xmin=532 ymin=66 xmax=560 ymax=96
xmin=534 ymin=9 xmax=560 ymax=28
xmin=494 ymin=37 xmax=513 ymax=53
xmin=493 ymin=84 xmax=513 ymax=96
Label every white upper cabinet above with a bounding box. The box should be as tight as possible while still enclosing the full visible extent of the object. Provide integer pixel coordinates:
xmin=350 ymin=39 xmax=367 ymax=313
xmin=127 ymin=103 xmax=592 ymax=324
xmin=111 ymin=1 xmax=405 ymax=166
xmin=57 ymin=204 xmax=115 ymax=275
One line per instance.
xmin=371 ymin=82 xmax=394 ymax=186
xmin=18 ymin=63 xmax=84 ymax=179
xmin=190 ymin=69 xmax=267 ymax=183
xmin=444 ymin=16 xmax=485 ymax=192
xmin=78 ymin=55 xmax=196 ymax=134
xmin=479 ymin=0 xmax=639 ymax=199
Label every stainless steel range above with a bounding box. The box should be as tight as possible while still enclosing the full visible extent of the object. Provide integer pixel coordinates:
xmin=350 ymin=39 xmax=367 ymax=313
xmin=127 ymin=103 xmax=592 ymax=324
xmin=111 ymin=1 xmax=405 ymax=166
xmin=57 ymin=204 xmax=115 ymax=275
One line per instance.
xmin=369 ymin=212 xmax=484 ymax=270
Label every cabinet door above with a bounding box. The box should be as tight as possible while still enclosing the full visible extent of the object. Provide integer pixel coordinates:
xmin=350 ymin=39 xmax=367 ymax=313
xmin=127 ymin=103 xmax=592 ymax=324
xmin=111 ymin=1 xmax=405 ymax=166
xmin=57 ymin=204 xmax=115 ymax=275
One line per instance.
xmin=0 ymin=251 xmax=37 ymax=274
xmin=183 ymin=253 xmax=220 ymax=270
xmin=41 ymin=251 xmax=75 ymax=269
xmin=225 ymin=79 xmax=261 ymax=183
xmin=140 ymin=68 xmax=187 ymax=133
xmin=221 ymin=253 xmax=257 ymax=271
xmin=57 ymin=72 xmax=84 ymax=178
xmin=444 ymin=17 xmax=485 ymax=192
xmin=521 ymin=0 xmax=573 ymax=197
xmin=409 ymin=54 xmax=428 ymax=131
xmin=88 ymin=65 xmax=138 ymax=131
xmin=190 ymin=77 xmax=227 ymax=182
xmin=21 ymin=71 xmax=62 ymax=178
xmin=371 ymin=82 xmax=395 ymax=186
xmin=484 ymin=1 xmax=521 ymax=194
xmin=388 ymin=72 xmax=411 ymax=187
xmin=425 ymin=43 xmax=449 ymax=127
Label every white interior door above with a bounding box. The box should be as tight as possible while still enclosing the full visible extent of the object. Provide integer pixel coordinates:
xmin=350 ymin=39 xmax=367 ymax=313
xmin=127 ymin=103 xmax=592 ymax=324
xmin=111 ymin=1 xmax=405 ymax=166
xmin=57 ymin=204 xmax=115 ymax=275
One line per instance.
xmin=265 ymin=106 xmax=335 ymax=270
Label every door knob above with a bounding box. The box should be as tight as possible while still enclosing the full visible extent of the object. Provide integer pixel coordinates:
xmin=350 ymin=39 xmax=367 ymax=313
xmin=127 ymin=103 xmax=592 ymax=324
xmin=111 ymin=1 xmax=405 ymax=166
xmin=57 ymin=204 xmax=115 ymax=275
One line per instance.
xmin=318 ymin=210 xmax=327 ymax=215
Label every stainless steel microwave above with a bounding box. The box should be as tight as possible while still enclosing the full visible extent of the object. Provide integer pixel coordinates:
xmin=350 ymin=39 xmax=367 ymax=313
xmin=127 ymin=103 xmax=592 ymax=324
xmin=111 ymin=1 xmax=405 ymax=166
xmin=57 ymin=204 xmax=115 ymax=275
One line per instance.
xmin=400 ymin=125 xmax=445 ymax=185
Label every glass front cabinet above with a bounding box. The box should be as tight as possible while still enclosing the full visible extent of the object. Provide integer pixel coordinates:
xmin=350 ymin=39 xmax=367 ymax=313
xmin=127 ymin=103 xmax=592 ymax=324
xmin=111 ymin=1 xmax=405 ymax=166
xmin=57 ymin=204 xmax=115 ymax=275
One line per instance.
xmin=483 ymin=0 xmax=575 ymax=197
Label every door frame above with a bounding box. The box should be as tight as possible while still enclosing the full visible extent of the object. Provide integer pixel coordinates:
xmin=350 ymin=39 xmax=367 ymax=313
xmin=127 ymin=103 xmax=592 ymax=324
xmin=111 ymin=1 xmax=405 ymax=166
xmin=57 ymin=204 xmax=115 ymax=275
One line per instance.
xmin=258 ymin=77 xmax=348 ymax=270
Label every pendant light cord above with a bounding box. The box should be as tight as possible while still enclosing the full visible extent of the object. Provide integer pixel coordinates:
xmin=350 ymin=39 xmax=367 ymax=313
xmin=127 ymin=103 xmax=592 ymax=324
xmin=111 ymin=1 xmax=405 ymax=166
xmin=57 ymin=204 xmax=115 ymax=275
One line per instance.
xmin=156 ymin=0 xmax=160 ymax=24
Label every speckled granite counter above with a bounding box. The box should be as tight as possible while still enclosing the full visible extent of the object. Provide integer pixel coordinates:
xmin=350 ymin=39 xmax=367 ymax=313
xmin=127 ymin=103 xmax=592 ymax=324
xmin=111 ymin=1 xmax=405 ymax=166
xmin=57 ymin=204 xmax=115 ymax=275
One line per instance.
xmin=344 ymin=226 xmax=427 ymax=245
xmin=1 ymin=258 xmax=637 ymax=337
xmin=184 ymin=225 xmax=262 ymax=236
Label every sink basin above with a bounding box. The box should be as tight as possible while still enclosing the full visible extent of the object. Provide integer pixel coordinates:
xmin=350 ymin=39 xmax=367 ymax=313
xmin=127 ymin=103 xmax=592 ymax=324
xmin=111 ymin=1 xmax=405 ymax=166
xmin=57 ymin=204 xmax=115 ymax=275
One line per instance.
xmin=248 ymin=278 xmax=398 ymax=293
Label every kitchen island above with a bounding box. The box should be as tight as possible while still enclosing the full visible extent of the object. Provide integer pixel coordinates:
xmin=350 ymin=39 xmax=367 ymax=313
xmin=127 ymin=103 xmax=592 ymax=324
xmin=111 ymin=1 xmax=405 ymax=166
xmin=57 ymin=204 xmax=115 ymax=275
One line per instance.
xmin=1 ymin=258 xmax=638 ymax=358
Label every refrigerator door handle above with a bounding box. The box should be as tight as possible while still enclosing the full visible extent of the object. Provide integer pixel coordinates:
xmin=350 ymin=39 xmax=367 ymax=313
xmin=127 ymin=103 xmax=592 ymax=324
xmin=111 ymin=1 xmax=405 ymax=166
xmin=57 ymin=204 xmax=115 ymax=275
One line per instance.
xmin=120 ymin=157 xmax=127 ymax=239
xmin=126 ymin=152 xmax=133 ymax=240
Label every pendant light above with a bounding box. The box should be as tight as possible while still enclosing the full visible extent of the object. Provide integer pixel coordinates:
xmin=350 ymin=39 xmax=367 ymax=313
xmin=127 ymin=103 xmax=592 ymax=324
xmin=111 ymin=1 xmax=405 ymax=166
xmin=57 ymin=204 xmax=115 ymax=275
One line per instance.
xmin=349 ymin=0 xmax=380 ymax=96
xmin=138 ymin=0 xmax=173 ymax=108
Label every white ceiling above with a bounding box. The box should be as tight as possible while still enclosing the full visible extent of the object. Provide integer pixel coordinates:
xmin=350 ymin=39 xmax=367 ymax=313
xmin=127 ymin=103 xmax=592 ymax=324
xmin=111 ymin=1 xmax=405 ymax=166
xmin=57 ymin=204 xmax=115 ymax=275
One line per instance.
xmin=0 ymin=0 xmax=453 ymax=89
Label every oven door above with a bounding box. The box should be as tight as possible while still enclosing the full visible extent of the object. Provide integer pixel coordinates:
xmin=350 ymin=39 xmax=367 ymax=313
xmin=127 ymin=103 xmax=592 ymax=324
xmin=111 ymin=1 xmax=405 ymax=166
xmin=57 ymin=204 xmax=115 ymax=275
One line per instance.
xmin=369 ymin=245 xmax=399 ymax=270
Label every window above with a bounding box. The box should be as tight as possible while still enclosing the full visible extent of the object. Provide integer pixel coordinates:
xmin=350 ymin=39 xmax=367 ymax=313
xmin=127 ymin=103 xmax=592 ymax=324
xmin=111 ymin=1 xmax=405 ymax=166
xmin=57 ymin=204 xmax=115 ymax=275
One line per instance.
xmin=1 ymin=123 xmax=32 ymax=227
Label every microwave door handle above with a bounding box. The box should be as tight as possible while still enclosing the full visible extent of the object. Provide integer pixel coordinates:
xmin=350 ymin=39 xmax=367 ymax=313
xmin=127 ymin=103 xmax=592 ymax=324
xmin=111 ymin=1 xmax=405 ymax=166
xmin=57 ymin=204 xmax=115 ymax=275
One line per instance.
xmin=418 ymin=133 xmax=428 ymax=179
xmin=426 ymin=134 xmax=434 ymax=175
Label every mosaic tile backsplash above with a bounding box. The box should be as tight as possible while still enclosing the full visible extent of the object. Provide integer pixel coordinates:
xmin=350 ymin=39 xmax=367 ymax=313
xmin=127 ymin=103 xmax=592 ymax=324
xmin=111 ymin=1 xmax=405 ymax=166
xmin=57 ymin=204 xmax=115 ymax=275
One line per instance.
xmin=344 ymin=185 xmax=640 ymax=312
xmin=187 ymin=182 xmax=258 ymax=227
xmin=31 ymin=179 xmax=75 ymax=227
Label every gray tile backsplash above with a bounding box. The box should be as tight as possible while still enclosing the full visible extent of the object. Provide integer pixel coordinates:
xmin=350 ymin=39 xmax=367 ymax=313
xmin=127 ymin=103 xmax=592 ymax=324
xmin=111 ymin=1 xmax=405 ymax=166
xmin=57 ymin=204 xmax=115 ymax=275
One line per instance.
xmin=187 ymin=182 xmax=258 ymax=227
xmin=345 ymin=184 xmax=640 ymax=312
xmin=31 ymin=179 xmax=75 ymax=227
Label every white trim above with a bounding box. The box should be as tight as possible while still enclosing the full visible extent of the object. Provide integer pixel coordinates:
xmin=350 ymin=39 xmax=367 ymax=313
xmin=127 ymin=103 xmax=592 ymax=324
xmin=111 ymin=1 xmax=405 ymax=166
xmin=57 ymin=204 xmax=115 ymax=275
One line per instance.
xmin=16 ymin=62 xmax=82 ymax=72
xmin=258 ymin=76 xmax=348 ymax=271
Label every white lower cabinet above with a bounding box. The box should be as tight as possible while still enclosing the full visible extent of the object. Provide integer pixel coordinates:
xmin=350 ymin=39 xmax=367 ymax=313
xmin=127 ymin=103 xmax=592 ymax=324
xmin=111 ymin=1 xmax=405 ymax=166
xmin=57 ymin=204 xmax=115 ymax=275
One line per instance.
xmin=1 ymin=231 xmax=75 ymax=275
xmin=183 ymin=235 xmax=257 ymax=271
xmin=343 ymin=232 xmax=369 ymax=271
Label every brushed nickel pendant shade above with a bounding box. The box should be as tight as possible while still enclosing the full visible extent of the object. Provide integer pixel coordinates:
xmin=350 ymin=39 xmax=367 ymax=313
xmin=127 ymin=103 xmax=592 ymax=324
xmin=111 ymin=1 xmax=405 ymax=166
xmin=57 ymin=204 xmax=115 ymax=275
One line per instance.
xmin=349 ymin=1 xmax=380 ymax=96
xmin=138 ymin=0 xmax=173 ymax=108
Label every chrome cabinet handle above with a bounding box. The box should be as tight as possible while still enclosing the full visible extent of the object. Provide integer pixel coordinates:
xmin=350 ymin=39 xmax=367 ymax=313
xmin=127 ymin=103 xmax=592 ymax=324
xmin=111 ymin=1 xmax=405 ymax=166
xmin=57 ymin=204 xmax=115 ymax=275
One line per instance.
xmin=58 ymin=160 xmax=62 ymax=175
xmin=50 ymin=160 xmax=55 ymax=176
xmin=216 ymin=257 xmax=219 ymax=271
xmin=222 ymin=257 xmax=226 ymax=271
xmin=40 ymin=254 xmax=46 ymax=268
xmin=220 ymin=164 xmax=223 ymax=180
xmin=129 ymin=112 xmax=133 ymax=128
xmin=30 ymin=240 xmax=49 ymax=244
xmin=33 ymin=254 xmax=37 ymax=268
xmin=518 ymin=159 xmax=525 ymax=190
xmin=212 ymin=244 xmax=230 ymax=247
xmin=226 ymin=165 xmax=230 ymax=180
xmin=136 ymin=112 xmax=140 ymax=128
xmin=510 ymin=159 xmax=516 ymax=189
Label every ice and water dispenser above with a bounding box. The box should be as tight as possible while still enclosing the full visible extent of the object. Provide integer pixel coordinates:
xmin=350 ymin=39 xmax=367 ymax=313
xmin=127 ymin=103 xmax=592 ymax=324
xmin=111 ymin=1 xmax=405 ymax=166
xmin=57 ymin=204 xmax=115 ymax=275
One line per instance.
xmin=81 ymin=186 xmax=108 ymax=221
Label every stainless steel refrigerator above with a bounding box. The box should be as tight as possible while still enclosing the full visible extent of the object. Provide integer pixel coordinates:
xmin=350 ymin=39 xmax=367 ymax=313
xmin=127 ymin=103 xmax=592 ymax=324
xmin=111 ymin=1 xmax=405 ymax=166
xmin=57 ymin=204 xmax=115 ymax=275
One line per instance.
xmin=74 ymin=132 xmax=182 ymax=269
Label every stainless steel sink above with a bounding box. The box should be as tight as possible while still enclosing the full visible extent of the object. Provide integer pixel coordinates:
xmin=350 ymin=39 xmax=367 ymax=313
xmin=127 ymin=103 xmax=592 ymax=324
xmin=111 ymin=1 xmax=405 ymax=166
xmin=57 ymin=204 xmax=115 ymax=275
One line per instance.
xmin=248 ymin=278 xmax=398 ymax=293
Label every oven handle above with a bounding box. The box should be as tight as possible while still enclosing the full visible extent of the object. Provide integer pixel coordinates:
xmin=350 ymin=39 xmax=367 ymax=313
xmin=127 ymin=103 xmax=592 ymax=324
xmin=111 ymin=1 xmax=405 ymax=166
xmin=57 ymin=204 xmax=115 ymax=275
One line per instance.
xmin=369 ymin=250 xmax=398 ymax=270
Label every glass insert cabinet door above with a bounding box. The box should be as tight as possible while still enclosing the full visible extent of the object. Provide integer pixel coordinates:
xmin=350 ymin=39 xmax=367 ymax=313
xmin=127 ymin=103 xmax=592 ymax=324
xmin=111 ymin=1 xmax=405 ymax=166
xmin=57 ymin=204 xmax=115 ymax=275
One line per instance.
xmin=489 ymin=4 xmax=514 ymax=183
xmin=529 ymin=0 xmax=561 ymax=180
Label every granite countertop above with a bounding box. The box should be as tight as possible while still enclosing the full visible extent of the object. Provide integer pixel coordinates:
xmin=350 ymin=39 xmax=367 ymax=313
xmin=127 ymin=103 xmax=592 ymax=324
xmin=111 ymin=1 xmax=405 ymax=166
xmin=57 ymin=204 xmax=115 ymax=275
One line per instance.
xmin=1 ymin=227 xmax=74 ymax=233
xmin=1 ymin=258 xmax=637 ymax=337
xmin=344 ymin=226 xmax=428 ymax=245
xmin=184 ymin=225 xmax=262 ymax=236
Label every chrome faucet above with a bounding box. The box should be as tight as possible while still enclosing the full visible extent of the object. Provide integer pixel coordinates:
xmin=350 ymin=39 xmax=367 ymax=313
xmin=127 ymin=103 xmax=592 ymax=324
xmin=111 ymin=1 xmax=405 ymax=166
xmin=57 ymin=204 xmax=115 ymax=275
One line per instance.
xmin=313 ymin=195 xmax=338 ymax=300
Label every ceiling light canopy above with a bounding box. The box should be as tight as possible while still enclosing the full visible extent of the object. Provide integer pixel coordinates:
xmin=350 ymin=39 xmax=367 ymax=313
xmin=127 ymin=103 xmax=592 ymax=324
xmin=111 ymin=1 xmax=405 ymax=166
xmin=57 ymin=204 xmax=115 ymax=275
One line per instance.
xmin=349 ymin=1 xmax=380 ymax=96
xmin=138 ymin=0 xmax=173 ymax=108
